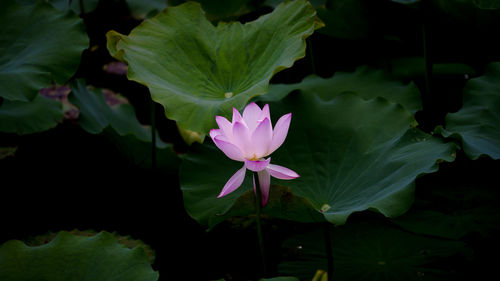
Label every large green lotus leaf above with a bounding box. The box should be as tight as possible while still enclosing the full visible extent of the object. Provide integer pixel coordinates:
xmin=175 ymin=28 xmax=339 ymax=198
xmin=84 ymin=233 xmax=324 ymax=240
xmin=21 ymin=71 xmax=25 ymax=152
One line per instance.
xmin=0 ymin=231 xmax=159 ymax=281
xmin=261 ymin=66 xmax=422 ymax=114
xmin=392 ymin=180 xmax=500 ymax=239
xmin=180 ymin=143 xmax=323 ymax=228
xmin=278 ymin=221 xmax=468 ymax=281
xmin=269 ymin=92 xmax=455 ymax=225
xmin=106 ymin=0 xmax=323 ymax=140
xmin=0 ymin=95 xmax=63 ymax=134
xmin=181 ymin=92 xmax=455 ymax=227
xmin=438 ymin=62 xmax=500 ymax=160
xmin=0 ymin=0 xmax=88 ymax=101
xmin=68 ymin=80 xmax=179 ymax=169
xmin=25 ymin=229 xmax=156 ymax=264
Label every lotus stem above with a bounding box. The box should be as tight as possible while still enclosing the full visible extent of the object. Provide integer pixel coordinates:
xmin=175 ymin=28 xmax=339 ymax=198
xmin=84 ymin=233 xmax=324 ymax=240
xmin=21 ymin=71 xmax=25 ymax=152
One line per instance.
xmin=253 ymin=171 xmax=267 ymax=276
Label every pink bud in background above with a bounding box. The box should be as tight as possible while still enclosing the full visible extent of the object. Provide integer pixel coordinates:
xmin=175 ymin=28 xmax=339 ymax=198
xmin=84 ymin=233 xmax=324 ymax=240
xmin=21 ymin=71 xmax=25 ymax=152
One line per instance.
xmin=210 ymin=102 xmax=299 ymax=206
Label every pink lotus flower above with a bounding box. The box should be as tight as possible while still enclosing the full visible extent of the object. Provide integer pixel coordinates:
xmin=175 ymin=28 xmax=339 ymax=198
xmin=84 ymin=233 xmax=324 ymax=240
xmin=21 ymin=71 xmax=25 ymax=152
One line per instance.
xmin=210 ymin=102 xmax=299 ymax=206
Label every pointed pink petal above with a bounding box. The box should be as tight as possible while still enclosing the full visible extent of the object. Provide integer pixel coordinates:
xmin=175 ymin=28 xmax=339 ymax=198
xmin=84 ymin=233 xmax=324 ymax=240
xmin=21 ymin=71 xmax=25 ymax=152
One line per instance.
xmin=210 ymin=129 xmax=221 ymax=139
xmin=232 ymin=108 xmax=243 ymax=123
xmin=269 ymin=113 xmax=292 ymax=154
xmin=243 ymin=102 xmax=262 ymax=132
xmin=218 ymin=165 xmax=246 ymax=198
xmin=244 ymin=158 xmax=270 ymax=172
xmin=216 ymin=116 xmax=233 ymax=139
xmin=260 ymin=104 xmax=270 ymax=121
xmin=267 ymin=164 xmax=299 ymax=179
xmin=232 ymin=121 xmax=252 ymax=157
xmin=254 ymin=169 xmax=271 ymax=207
xmin=213 ymin=136 xmax=244 ymax=161
xmin=251 ymin=118 xmax=273 ymax=158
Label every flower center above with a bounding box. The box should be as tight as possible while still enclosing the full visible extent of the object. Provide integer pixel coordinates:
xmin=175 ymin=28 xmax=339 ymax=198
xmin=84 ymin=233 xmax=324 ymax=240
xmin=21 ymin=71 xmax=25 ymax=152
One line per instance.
xmin=248 ymin=155 xmax=258 ymax=161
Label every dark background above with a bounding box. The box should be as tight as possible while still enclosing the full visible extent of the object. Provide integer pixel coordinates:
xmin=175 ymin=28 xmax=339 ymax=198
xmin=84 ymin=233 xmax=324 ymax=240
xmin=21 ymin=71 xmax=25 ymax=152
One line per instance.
xmin=1 ymin=0 xmax=500 ymax=280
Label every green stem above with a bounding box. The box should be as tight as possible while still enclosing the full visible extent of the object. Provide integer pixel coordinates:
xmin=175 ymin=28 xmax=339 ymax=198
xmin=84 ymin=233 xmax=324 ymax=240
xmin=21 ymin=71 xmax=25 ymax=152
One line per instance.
xmin=150 ymin=94 xmax=157 ymax=170
xmin=253 ymin=171 xmax=267 ymax=276
xmin=323 ymin=223 xmax=334 ymax=281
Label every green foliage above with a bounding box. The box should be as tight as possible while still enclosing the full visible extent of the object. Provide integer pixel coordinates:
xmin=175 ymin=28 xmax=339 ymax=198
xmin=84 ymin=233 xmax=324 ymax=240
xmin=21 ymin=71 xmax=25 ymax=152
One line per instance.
xmin=278 ymin=220 xmax=469 ymax=281
xmin=180 ymin=143 xmax=323 ymax=228
xmin=181 ymin=90 xmax=455 ymax=227
xmin=438 ymin=62 xmax=500 ymax=160
xmin=106 ymin=0 xmax=323 ymax=141
xmin=68 ymin=80 xmax=150 ymax=139
xmin=0 ymin=95 xmax=63 ymax=134
xmin=0 ymin=0 xmax=88 ymax=102
xmin=68 ymin=80 xmax=179 ymax=170
xmin=0 ymin=231 xmax=159 ymax=281
xmin=261 ymin=66 xmax=422 ymax=114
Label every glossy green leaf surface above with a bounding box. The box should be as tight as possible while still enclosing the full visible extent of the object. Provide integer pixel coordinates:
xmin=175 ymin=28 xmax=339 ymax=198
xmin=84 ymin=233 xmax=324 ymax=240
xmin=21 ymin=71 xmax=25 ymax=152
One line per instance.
xmin=268 ymin=92 xmax=455 ymax=225
xmin=0 ymin=0 xmax=88 ymax=101
xmin=0 ymin=231 xmax=159 ymax=281
xmin=68 ymin=80 xmax=179 ymax=170
xmin=439 ymin=62 xmax=500 ymax=159
xmin=69 ymin=80 xmax=155 ymax=141
xmin=181 ymin=91 xmax=455 ymax=227
xmin=278 ymin=221 xmax=468 ymax=281
xmin=107 ymin=0 xmax=323 ymax=139
xmin=261 ymin=66 xmax=422 ymax=114
xmin=0 ymin=95 xmax=63 ymax=134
